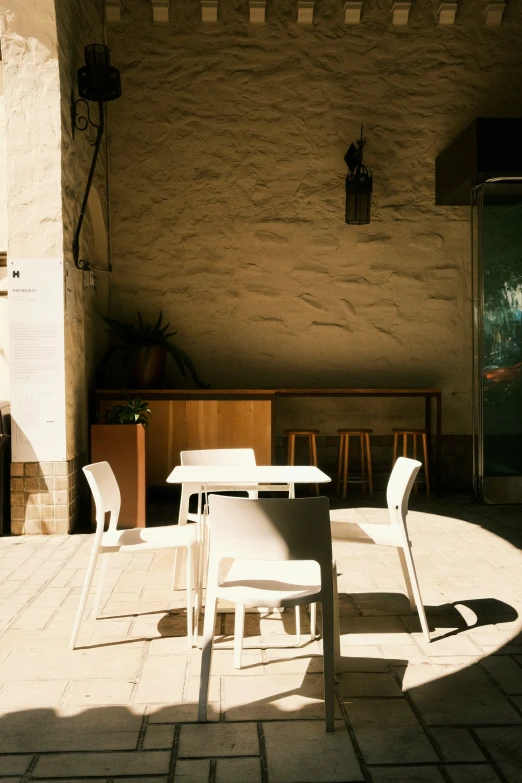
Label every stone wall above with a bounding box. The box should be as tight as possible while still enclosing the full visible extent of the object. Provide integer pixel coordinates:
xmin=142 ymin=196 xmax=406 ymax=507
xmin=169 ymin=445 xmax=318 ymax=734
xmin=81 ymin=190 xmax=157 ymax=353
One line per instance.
xmin=106 ymin=0 xmax=522 ymax=458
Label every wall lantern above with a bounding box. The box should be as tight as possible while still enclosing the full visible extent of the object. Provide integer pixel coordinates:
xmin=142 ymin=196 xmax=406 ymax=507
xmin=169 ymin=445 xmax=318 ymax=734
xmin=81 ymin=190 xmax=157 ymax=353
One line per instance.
xmin=72 ymin=45 xmax=121 ymax=270
xmin=344 ymin=125 xmax=372 ymax=225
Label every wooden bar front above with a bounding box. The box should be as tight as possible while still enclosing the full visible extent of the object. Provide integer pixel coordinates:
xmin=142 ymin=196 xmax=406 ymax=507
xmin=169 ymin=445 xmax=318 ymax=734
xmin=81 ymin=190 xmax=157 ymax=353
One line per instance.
xmin=97 ymin=392 xmax=274 ymax=486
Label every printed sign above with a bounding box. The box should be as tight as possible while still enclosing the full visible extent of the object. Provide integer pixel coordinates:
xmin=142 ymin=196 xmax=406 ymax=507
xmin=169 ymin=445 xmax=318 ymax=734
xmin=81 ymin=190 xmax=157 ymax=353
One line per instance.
xmin=8 ymin=258 xmax=66 ymax=462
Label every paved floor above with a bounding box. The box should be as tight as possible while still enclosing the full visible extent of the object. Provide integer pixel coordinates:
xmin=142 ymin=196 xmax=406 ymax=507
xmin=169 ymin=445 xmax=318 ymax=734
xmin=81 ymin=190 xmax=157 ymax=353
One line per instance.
xmin=0 ymin=493 xmax=521 ymax=782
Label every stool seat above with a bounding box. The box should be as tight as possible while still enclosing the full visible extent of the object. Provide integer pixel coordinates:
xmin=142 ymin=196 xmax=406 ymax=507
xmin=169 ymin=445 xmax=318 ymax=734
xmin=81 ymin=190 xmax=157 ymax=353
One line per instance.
xmin=286 ymin=430 xmax=319 ymax=496
xmin=337 ymin=428 xmax=373 ymax=434
xmin=284 ymin=429 xmax=320 ymax=435
xmin=393 ymin=428 xmax=427 ymax=434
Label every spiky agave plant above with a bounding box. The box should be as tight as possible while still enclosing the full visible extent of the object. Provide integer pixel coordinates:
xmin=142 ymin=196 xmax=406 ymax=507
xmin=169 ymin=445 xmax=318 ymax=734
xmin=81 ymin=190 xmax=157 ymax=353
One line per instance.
xmin=99 ymin=310 xmax=208 ymax=389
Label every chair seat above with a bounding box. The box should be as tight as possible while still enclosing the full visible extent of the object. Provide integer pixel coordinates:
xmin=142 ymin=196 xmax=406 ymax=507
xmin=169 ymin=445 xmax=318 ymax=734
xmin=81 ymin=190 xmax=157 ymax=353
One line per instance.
xmin=218 ymin=560 xmax=321 ymax=608
xmin=102 ymin=524 xmax=197 ymax=553
xmin=330 ymin=509 xmax=403 ymax=547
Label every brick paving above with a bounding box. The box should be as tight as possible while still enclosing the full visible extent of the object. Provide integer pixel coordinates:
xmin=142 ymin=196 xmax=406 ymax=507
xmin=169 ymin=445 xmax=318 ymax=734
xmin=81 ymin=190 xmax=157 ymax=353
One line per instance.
xmin=0 ymin=494 xmax=521 ymax=782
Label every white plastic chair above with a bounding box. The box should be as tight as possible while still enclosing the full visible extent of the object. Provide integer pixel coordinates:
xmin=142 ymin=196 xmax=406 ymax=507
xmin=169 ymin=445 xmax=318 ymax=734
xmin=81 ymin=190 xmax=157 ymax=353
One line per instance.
xmin=70 ymin=461 xmax=198 ymax=650
xmin=330 ymin=456 xmax=430 ymax=643
xmin=177 ymin=448 xmax=306 ymax=647
xmin=198 ymin=495 xmax=337 ymax=731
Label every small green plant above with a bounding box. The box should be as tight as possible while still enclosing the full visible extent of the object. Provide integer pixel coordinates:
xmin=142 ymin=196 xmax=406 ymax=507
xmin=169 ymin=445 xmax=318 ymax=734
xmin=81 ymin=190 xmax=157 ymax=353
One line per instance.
xmin=96 ymin=398 xmax=152 ymax=428
xmin=100 ymin=310 xmax=207 ymax=389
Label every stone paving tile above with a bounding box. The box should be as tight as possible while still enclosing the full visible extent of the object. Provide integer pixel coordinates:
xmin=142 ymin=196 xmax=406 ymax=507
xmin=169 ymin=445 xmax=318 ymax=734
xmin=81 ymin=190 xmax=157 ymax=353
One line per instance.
xmin=369 ymin=767 xmax=445 ymax=782
xmin=133 ymin=655 xmax=187 ymax=704
xmin=0 ymin=755 xmax=32 ymax=775
xmin=400 ymin=663 xmax=522 ymax=725
xmin=174 ymin=759 xmax=210 ymax=782
xmin=34 ymin=750 xmax=171 ymax=777
xmin=263 ymin=720 xmax=362 ymax=782
xmin=0 ymin=706 xmax=144 ymax=753
xmin=479 ymin=655 xmax=522 ymax=694
xmin=223 ymin=674 xmax=338 ymax=721
xmin=215 ymin=756 xmax=262 ymax=783
xmin=179 ymin=723 xmax=259 ymax=757
xmin=337 ymin=672 xmax=403 ymax=697
xmin=429 ymin=727 xmax=486 ymax=762
xmin=344 ymin=698 xmax=438 ymax=764
xmin=142 ymin=724 xmax=176 ymax=749
xmin=0 ymin=680 xmax=68 ymax=708
xmin=445 ymin=764 xmax=502 ymax=782
xmin=64 ymin=678 xmax=135 ymax=706
xmin=475 ymin=726 xmax=522 ymax=781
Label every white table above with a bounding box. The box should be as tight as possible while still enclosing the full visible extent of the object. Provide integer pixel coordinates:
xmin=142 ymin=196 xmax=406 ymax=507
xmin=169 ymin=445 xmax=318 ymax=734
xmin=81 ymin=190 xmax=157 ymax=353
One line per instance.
xmin=166 ymin=464 xmax=331 ymax=492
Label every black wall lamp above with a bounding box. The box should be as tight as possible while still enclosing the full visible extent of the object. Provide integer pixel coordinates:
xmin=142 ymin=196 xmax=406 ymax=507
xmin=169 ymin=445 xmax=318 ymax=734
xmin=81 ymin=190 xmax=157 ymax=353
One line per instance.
xmin=344 ymin=125 xmax=372 ymax=225
xmin=72 ymin=44 xmax=121 ymax=270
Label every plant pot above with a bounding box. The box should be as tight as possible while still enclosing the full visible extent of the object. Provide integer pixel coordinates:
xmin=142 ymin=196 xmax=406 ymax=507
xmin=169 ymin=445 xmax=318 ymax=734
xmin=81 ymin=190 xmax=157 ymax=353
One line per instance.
xmin=128 ymin=345 xmax=167 ymax=389
xmin=90 ymin=423 xmax=146 ymax=529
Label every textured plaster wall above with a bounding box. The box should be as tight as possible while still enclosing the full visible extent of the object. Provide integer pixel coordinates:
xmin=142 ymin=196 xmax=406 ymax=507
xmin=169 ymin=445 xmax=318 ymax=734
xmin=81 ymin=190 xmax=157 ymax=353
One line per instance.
xmin=105 ymin=0 xmax=522 ymax=436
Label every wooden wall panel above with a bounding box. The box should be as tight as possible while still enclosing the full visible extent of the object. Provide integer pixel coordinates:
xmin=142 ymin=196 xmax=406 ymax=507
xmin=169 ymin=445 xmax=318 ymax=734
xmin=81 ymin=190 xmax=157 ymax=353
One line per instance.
xmin=97 ymin=397 xmax=273 ymax=487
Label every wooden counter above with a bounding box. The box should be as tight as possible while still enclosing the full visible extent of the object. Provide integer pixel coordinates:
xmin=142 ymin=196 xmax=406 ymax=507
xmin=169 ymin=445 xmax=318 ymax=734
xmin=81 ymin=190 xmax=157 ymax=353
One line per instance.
xmin=95 ymin=388 xmax=442 ymax=492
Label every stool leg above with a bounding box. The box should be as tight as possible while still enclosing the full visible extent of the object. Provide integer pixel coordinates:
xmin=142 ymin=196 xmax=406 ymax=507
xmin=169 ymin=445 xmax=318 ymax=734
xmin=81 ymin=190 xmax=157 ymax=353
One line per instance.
xmin=365 ymin=433 xmax=374 ymax=497
xmin=422 ymin=433 xmax=431 ymax=499
xmin=413 ymin=434 xmax=418 ymax=494
xmin=310 ymin=434 xmax=319 ymax=496
xmin=403 ymin=433 xmax=408 ymax=458
xmin=342 ymin=435 xmax=349 ymax=500
xmin=337 ymin=435 xmax=344 ymax=496
xmin=288 ymin=433 xmax=295 ymax=466
xmin=360 ymin=434 xmax=366 ymax=494
xmin=393 ymin=433 xmax=398 ymax=465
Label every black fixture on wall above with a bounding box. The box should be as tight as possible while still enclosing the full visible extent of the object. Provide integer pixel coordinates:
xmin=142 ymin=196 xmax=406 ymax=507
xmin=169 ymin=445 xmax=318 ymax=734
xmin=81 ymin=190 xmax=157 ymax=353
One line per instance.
xmin=345 ymin=125 xmax=372 ymax=225
xmin=72 ymin=44 xmax=121 ymax=270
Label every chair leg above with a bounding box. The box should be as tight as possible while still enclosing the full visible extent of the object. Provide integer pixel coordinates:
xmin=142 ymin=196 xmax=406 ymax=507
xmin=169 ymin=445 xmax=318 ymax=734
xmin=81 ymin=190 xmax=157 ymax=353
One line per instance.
xmin=397 ymin=547 xmax=416 ymax=611
xmin=422 ymin=433 xmax=431 ymax=499
xmin=365 ymin=433 xmax=374 ymax=497
xmin=321 ymin=590 xmax=336 ymax=732
xmin=92 ymin=553 xmax=110 ymax=620
xmin=69 ymin=544 xmax=100 ymax=650
xmin=310 ymin=602 xmax=316 ymax=640
xmin=234 ymin=604 xmax=245 ymax=669
xmin=401 ymin=544 xmax=430 ymax=643
xmin=186 ymin=545 xmax=193 ymax=648
xmin=198 ymin=594 xmax=217 ymax=721
xmin=295 ymin=605 xmax=301 ymax=646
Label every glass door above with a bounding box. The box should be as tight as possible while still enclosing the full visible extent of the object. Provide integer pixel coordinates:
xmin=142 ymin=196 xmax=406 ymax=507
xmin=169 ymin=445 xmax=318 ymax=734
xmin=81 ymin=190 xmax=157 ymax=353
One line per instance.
xmin=473 ymin=181 xmax=522 ymax=503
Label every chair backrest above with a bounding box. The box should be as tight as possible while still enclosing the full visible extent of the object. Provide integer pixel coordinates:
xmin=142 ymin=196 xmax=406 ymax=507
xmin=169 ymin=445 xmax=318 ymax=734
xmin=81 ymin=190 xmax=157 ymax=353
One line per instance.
xmin=386 ymin=457 xmax=421 ymax=525
xmin=180 ymin=448 xmax=257 ymax=467
xmin=83 ymin=461 xmax=121 ymax=533
xmin=208 ymin=495 xmax=332 ymax=569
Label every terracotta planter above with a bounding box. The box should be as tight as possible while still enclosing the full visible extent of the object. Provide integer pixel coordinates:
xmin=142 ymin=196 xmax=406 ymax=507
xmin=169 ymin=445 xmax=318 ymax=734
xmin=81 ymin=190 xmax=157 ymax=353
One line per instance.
xmin=128 ymin=346 xmax=167 ymax=389
xmin=90 ymin=423 xmax=146 ymax=529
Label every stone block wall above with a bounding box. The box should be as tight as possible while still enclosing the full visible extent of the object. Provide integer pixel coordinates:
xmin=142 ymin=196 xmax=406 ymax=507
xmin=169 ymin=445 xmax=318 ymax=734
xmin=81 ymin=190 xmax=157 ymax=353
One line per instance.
xmin=10 ymin=458 xmax=80 ymax=535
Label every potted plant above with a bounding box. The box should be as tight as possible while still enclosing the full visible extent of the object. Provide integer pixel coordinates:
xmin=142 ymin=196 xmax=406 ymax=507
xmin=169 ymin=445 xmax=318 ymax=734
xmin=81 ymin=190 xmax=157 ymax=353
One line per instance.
xmin=90 ymin=399 xmax=151 ymax=529
xmin=99 ymin=310 xmax=208 ymax=389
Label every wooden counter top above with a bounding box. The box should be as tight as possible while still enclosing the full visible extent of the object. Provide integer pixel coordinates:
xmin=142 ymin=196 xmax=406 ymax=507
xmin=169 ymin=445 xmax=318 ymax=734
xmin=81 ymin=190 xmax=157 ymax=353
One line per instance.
xmin=96 ymin=388 xmax=442 ymax=399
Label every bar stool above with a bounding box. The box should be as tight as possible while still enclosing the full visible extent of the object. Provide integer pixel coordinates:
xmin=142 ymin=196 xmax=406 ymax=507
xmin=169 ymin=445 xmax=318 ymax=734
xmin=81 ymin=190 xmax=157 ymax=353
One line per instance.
xmin=392 ymin=429 xmax=430 ymax=498
xmin=337 ymin=429 xmax=374 ymax=499
xmin=285 ymin=430 xmax=319 ymax=496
